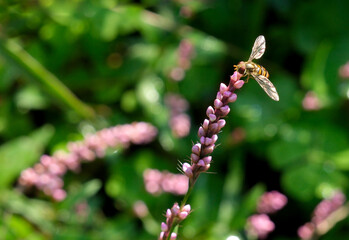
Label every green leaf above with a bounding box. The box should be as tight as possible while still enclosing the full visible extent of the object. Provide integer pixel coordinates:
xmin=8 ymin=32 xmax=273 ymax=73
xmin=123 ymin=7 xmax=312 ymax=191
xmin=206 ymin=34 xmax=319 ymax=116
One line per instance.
xmin=333 ymin=150 xmax=349 ymax=170
xmin=15 ymin=85 xmax=49 ymax=110
xmin=268 ymin=141 xmax=308 ymax=169
xmin=282 ymin=163 xmax=347 ymax=201
xmin=0 ymin=125 xmax=54 ymax=188
xmin=59 ymin=179 xmax=102 ymax=209
xmin=230 ymin=183 xmax=265 ymax=229
xmin=0 ymin=190 xmax=55 ymax=232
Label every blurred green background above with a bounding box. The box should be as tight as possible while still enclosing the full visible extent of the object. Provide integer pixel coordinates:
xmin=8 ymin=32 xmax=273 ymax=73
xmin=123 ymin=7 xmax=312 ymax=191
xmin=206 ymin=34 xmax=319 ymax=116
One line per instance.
xmin=1 ymin=0 xmax=349 ymax=239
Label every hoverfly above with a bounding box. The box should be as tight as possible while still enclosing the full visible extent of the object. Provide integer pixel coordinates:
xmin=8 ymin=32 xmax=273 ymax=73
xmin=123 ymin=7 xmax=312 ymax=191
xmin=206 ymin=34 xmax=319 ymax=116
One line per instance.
xmin=234 ymin=35 xmax=279 ymax=101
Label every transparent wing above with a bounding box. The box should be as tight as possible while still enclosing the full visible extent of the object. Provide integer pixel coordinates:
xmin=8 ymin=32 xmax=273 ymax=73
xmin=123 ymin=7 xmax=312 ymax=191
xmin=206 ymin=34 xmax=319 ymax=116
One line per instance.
xmin=248 ymin=35 xmax=266 ymax=61
xmin=251 ymin=73 xmax=279 ymax=101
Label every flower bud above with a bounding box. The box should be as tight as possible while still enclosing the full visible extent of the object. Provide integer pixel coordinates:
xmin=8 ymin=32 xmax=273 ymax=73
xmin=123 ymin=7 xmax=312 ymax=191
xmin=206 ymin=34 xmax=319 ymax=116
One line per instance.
xmin=206 ymin=106 xmax=215 ymax=117
xmin=228 ymin=93 xmax=237 ymax=103
xmin=209 ymin=114 xmax=217 ymax=122
xmin=202 ymin=145 xmax=215 ymax=155
xmin=223 ymin=91 xmax=232 ymax=98
xmin=220 ymin=83 xmax=228 ymax=93
xmin=217 ymin=119 xmax=226 ymax=130
xmin=200 ymin=136 xmax=205 ymax=145
xmin=161 ymin=222 xmax=168 ymax=231
xmin=214 ymin=99 xmax=223 ymax=109
xmin=204 ymin=137 xmax=212 ymax=146
xmin=208 ymin=123 xmax=219 ymax=133
xmin=202 ymin=119 xmax=210 ymax=130
xmin=166 ymin=209 xmax=172 ymax=218
xmin=178 ymin=211 xmax=189 ymax=220
xmin=191 ymin=143 xmax=201 ymax=155
xmin=211 ymin=134 xmax=218 ymax=144
xmin=170 ymin=233 xmax=177 ymax=240
xmin=234 ymin=80 xmax=244 ymax=89
xmin=220 ymin=105 xmax=230 ymax=116
xmin=191 ymin=153 xmax=199 ymax=163
xmin=216 ymin=92 xmax=223 ymax=101
xmin=182 ymin=204 xmax=191 ymax=212
xmin=197 ymin=159 xmax=206 ymax=167
xmin=202 ymin=156 xmax=212 ymax=164
xmin=182 ymin=163 xmax=193 ymax=177
xmin=198 ymin=127 xmax=205 ymax=137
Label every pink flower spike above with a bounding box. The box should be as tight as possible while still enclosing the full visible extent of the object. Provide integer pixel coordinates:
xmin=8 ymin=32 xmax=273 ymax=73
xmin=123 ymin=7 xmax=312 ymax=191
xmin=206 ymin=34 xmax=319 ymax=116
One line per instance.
xmin=233 ymin=80 xmax=245 ymax=89
xmin=214 ymin=99 xmax=223 ymax=109
xmin=206 ymin=106 xmax=215 ymax=117
xmin=220 ymin=83 xmax=228 ymax=93
xmin=170 ymin=233 xmax=177 ymax=240
xmin=161 ymin=222 xmax=168 ymax=231
xmin=228 ymin=93 xmax=237 ymax=103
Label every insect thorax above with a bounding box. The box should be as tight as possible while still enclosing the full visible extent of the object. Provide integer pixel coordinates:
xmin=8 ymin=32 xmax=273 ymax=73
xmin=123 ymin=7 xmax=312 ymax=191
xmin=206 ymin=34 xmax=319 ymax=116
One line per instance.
xmin=245 ymin=62 xmax=257 ymax=74
xmin=246 ymin=62 xmax=269 ymax=78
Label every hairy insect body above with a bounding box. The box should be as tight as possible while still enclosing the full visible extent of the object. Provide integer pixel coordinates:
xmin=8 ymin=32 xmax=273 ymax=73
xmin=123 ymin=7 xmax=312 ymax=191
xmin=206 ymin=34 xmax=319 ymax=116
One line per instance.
xmin=234 ymin=35 xmax=279 ymax=101
xmin=248 ymin=63 xmax=269 ymax=79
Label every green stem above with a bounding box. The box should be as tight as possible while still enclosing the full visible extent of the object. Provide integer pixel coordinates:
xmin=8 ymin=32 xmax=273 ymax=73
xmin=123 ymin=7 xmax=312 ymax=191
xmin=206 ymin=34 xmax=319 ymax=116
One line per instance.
xmin=0 ymin=38 xmax=95 ymax=119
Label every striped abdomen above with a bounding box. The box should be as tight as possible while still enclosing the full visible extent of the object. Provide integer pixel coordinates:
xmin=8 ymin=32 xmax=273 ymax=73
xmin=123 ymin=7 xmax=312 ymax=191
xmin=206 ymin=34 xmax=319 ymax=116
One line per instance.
xmin=253 ymin=63 xmax=269 ymax=78
xmin=246 ymin=62 xmax=269 ymax=78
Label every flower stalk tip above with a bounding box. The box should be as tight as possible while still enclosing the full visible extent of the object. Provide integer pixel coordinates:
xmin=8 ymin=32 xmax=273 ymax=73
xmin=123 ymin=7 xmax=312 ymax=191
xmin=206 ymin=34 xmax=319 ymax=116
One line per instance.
xmin=160 ymin=71 xmax=244 ymax=239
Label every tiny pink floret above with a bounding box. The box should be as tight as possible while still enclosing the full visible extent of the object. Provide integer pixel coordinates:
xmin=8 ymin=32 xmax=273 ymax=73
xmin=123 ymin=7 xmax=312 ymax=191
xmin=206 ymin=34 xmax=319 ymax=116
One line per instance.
xmin=217 ymin=119 xmax=226 ymax=129
xmin=161 ymin=222 xmax=168 ymax=231
xmin=198 ymin=127 xmax=205 ymax=137
xmin=197 ymin=160 xmax=206 ymax=167
xmin=228 ymin=93 xmax=237 ymax=103
xmin=220 ymin=83 xmax=228 ymax=92
xmin=178 ymin=211 xmax=189 ymax=220
xmin=233 ymin=80 xmax=245 ymax=89
xmin=192 ymin=144 xmax=201 ymax=155
xmin=209 ymin=114 xmax=217 ymax=122
xmin=202 ymin=156 xmax=212 ymax=164
xmin=223 ymin=90 xmax=232 ymax=98
xmin=216 ymin=92 xmax=224 ymax=100
xmin=202 ymin=119 xmax=210 ymax=129
xmin=206 ymin=106 xmax=215 ymax=116
xmin=191 ymin=153 xmax=199 ymax=162
xmin=170 ymin=233 xmax=177 ymax=240
xmin=166 ymin=209 xmax=172 ymax=218
xmin=214 ymin=99 xmax=223 ymax=108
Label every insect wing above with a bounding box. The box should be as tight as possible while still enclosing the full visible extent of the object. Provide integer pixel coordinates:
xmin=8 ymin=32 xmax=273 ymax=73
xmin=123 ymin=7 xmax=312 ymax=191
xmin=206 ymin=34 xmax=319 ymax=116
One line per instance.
xmin=248 ymin=35 xmax=266 ymax=61
xmin=251 ymin=73 xmax=279 ymax=101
